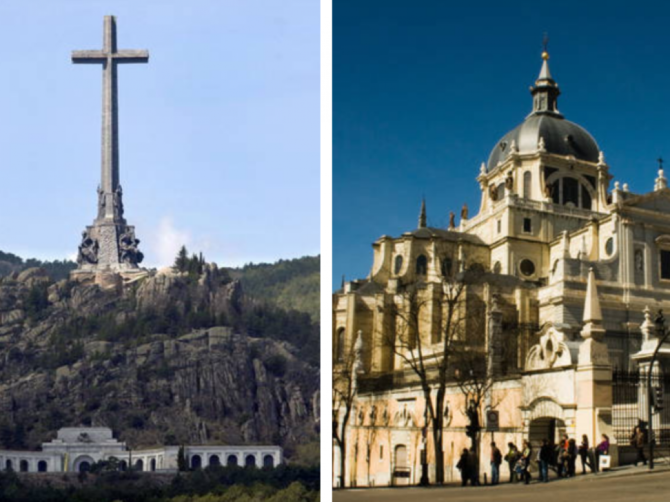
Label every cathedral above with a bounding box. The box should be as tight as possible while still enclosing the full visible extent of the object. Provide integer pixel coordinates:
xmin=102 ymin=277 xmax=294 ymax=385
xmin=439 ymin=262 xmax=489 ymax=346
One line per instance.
xmin=333 ymin=49 xmax=670 ymax=487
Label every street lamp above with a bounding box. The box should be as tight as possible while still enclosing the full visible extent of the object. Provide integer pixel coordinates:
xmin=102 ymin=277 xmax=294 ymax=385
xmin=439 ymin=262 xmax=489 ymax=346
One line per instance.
xmin=649 ymin=310 xmax=670 ymax=470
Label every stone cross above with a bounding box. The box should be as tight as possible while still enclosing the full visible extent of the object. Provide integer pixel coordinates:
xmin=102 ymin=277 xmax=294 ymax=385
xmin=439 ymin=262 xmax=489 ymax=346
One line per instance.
xmin=72 ymin=15 xmax=149 ymax=220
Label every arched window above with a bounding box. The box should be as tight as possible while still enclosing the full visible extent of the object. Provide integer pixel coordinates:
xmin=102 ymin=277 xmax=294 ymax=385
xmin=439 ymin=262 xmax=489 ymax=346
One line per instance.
xmin=119 ymin=460 xmax=127 ymax=471
xmin=394 ymin=255 xmax=403 ymax=275
xmin=134 ymin=459 xmax=144 ymax=472
xmin=416 ymin=255 xmax=427 ymax=276
xmin=523 ymin=171 xmax=531 ymax=198
xmin=190 ymin=455 xmax=201 ymax=470
xmin=19 ymin=460 xmax=29 ymax=472
xmin=263 ymin=454 xmax=275 ymax=468
xmin=227 ymin=454 xmax=238 ymax=467
xmin=336 ymin=328 xmax=345 ymax=362
xmin=150 ymin=458 xmax=156 ymax=471
xmin=38 ymin=460 xmax=48 ymax=472
xmin=548 ymin=175 xmax=594 ymax=210
xmin=441 ymin=258 xmax=452 ymax=277
xmin=209 ymin=455 xmax=220 ymax=467
xmin=245 ymin=454 xmax=256 ymax=467
xmin=5 ymin=459 xmax=12 ymax=471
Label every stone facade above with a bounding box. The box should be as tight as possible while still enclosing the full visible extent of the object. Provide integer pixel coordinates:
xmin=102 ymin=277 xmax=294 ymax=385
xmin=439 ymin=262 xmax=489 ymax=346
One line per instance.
xmin=333 ymin=52 xmax=670 ymax=487
xmin=0 ymin=427 xmax=282 ymax=473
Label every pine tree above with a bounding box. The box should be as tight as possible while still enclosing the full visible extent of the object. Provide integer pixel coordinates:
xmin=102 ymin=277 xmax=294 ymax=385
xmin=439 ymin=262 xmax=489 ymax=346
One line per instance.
xmin=174 ymin=246 xmax=189 ymax=272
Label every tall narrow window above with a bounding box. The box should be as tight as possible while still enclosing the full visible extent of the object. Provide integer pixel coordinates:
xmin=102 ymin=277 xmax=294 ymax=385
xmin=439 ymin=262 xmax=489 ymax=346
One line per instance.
xmin=523 ymin=217 xmax=532 ymax=233
xmin=336 ymin=328 xmax=345 ymax=362
xmin=441 ymin=257 xmax=453 ymax=277
xmin=523 ymin=171 xmax=531 ymax=199
xmin=416 ymin=255 xmax=427 ymax=275
xmin=394 ymin=255 xmax=403 ymax=275
xmin=661 ymin=250 xmax=670 ymax=280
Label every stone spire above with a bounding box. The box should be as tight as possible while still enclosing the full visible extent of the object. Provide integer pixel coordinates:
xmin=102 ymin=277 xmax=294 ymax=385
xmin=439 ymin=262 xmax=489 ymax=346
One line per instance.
xmin=579 ymin=268 xmax=610 ymax=365
xmin=71 ymin=16 xmax=149 ymax=277
xmin=530 ymin=48 xmax=562 ymax=117
xmin=418 ymin=198 xmax=427 ymax=228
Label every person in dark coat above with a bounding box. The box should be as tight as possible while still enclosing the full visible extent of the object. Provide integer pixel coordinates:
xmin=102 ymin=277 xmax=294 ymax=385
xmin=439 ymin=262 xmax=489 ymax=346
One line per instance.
xmin=567 ymin=438 xmax=577 ymax=477
xmin=631 ymin=425 xmax=647 ymax=466
xmin=456 ymin=448 xmax=471 ymax=486
xmin=539 ymin=438 xmax=553 ymax=483
xmin=490 ymin=441 xmax=502 ymax=485
xmin=578 ymin=435 xmax=590 ymax=474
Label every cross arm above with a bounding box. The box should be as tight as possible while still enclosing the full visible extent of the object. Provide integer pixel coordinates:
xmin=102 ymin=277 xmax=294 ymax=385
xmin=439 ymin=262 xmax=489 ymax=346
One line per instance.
xmin=72 ymin=50 xmax=107 ymax=63
xmin=114 ymin=50 xmax=149 ymax=63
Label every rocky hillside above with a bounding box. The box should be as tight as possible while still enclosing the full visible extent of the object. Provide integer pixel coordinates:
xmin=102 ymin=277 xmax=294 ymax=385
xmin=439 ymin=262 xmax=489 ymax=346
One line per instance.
xmin=0 ymin=265 xmax=319 ymax=463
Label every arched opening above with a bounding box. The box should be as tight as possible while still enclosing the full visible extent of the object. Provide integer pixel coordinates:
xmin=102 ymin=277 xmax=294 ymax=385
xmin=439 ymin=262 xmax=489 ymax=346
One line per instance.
xmin=5 ymin=459 xmax=12 ymax=471
xmin=190 ymin=454 xmax=202 ymax=470
xmin=263 ymin=454 xmax=275 ymax=468
xmin=37 ymin=460 xmax=48 ymax=472
xmin=19 ymin=460 xmax=29 ymax=472
xmin=245 ymin=454 xmax=256 ymax=467
xmin=528 ymin=416 xmax=566 ymax=453
xmin=73 ymin=456 xmax=95 ymax=473
xmin=548 ymin=175 xmax=593 ymax=210
xmin=227 ymin=454 xmax=238 ymax=467
xmin=393 ymin=444 xmax=410 ymax=483
xmin=119 ymin=460 xmax=127 ymax=471
xmin=134 ymin=459 xmax=144 ymax=472
xmin=209 ymin=454 xmax=220 ymax=467
xmin=150 ymin=458 xmax=156 ymax=472
xmin=336 ymin=327 xmax=345 ymax=362
xmin=394 ymin=255 xmax=403 ymax=275
xmin=416 ymin=255 xmax=427 ymax=276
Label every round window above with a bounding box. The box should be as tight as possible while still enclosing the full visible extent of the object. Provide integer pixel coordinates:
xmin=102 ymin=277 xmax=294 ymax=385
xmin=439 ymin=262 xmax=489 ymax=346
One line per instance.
xmin=519 ymin=259 xmax=536 ymax=277
xmin=605 ymin=238 xmax=614 ymax=257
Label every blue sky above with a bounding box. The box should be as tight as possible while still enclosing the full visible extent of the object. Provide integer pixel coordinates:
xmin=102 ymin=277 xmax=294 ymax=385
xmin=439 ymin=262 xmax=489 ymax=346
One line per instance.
xmin=334 ymin=0 xmax=670 ymax=289
xmin=0 ymin=0 xmax=319 ymax=268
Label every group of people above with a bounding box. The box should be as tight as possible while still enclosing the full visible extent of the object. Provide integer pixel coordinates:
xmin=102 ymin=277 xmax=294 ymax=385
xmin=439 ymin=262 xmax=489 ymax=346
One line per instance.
xmin=457 ymin=433 xmax=613 ymax=487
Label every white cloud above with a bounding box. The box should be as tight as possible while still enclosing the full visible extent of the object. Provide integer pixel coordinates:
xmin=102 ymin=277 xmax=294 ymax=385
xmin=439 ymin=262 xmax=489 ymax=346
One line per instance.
xmin=147 ymin=217 xmax=192 ymax=268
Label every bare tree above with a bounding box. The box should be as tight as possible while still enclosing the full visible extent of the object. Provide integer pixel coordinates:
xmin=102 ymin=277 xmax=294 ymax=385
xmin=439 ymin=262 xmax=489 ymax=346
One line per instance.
xmin=385 ymin=269 xmax=472 ymax=485
xmin=333 ymin=330 xmax=364 ymax=488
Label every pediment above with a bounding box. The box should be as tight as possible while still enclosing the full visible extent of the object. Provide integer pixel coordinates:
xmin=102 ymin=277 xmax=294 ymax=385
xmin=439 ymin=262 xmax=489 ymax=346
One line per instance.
xmin=623 ymin=189 xmax=670 ymax=213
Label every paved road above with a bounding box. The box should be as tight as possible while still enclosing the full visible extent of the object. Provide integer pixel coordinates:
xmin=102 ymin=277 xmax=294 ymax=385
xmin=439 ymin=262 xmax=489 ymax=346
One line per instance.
xmin=334 ymin=470 xmax=670 ymax=502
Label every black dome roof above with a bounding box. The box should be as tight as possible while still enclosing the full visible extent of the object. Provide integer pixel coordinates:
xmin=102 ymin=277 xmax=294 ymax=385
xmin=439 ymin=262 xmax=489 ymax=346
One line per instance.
xmin=487 ymin=114 xmax=599 ymax=170
xmin=486 ymin=53 xmax=600 ymax=171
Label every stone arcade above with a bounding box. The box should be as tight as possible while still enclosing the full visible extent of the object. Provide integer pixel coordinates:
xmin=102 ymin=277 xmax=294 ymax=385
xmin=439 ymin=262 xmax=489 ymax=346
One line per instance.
xmin=71 ymin=16 xmax=147 ymax=280
xmin=333 ymin=50 xmax=670 ymax=487
xmin=0 ymin=427 xmax=283 ymax=473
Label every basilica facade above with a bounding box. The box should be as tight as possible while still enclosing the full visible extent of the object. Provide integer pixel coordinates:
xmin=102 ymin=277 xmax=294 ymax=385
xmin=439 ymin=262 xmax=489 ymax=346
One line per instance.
xmin=333 ymin=51 xmax=670 ymax=487
xmin=0 ymin=427 xmax=282 ymax=474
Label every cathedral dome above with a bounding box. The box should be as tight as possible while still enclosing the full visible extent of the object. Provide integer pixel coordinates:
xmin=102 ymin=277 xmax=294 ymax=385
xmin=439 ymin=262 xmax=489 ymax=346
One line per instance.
xmin=486 ymin=52 xmax=600 ymax=170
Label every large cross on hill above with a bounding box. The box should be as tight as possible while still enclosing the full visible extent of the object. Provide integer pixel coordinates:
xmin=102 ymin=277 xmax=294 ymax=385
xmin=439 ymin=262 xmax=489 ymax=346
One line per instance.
xmin=71 ymin=15 xmax=148 ymax=275
xmin=72 ymin=15 xmax=149 ymax=219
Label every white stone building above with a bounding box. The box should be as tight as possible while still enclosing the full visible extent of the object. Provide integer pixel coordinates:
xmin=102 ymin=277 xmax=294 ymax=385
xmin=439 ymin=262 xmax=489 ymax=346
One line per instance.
xmin=0 ymin=427 xmax=282 ymax=473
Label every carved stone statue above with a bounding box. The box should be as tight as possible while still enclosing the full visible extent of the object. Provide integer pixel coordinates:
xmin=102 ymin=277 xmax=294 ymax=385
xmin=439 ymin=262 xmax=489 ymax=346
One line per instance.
xmin=97 ymin=185 xmax=105 ymax=219
xmin=505 ymin=172 xmax=514 ymax=190
xmin=544 ymin=183 xmax=552 ymax=199
xmin=77 ymin=231 xmax=99 ymax=265
xmin=113 ymin=185 xmax=124 ymax=219
xmin=449 ymin=211 xmax=456 ymax=229
xmin=489 ymin=184 xmax=498 ymax=201
xmin=461 ymin=203 xmax=468 ymax=221
xmin=118 ymin=228 xmax=144 ymax=265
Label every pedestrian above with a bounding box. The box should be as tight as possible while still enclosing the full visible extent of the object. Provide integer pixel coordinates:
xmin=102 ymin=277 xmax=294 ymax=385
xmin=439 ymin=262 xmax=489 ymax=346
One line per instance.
xmin=520 ymin=439 xmax=533 ymax=485
xmin=594 ymin=433 xmax=610 ymax=472
xmin=490 ymin=441 xmax=502 ymax=485
xmin=505 ymin=442 xmax=519 ymax=483
xmin=567 ymin=438 xmax=577 ymax=477
xmin=578 ymin=434 xmax=590 ymax=474
xmin=631 ymin=424 xmax=647 ymax=466
xmin=539 ymin=438 xmax=552 ymax=483
xmin=456 ymin=448 xmax=471 ymax=486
